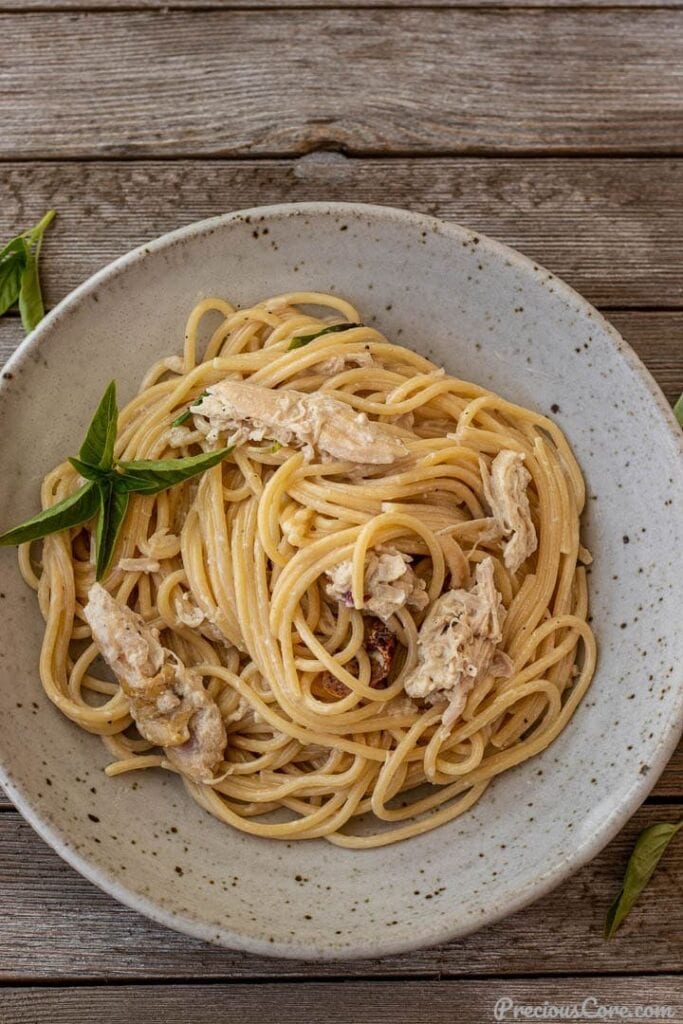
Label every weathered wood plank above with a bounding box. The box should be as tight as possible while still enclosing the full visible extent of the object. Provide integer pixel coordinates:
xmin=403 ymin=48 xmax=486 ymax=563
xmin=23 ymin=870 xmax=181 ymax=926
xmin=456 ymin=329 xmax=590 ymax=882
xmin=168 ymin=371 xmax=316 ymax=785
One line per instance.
xmin=607 ymin=312 xmax=683 ymax=406
xmin=0 ymin=804 xmax=680 ymax=979
xmin=2 ymin=11 xmax=683 ymax=158
xmin=3 ymin=978 xmax=682 ymax=1024
xmin=4 ymin=0 xmax=683 ymax=8
xmin=1 ymin=158 xmax=683 ymax=309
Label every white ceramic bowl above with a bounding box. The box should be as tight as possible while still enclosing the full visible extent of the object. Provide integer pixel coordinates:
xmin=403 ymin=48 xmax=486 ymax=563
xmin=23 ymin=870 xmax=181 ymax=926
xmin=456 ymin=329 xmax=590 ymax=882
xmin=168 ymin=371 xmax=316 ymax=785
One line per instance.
xmin=0 ymin=203 xmax=681 ymax=960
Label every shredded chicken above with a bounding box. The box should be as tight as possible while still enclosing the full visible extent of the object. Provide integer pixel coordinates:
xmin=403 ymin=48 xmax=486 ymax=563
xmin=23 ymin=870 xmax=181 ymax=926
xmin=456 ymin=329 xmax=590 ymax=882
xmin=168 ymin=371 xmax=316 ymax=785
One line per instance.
xmin=225 ymin=695 xmax=251 ymax=724
xmin=382 ymin=695 xmax=419 ymax=718
xmin=118 ymin=557 xmax=161 ymax=574
xmin=404 ymin=557 xmax=513 ymax=730
xmin=168 ymin=425 xmax=196 ymax=448
xmin=195 ymin=379 xmax=408 ymax=464
xmin=312 ymin=351 xmax=373 ymax=376
xmin=140 ymin=527 xmax=181 ymax=561
xmin=171 ymin=591 xmax=227 ymax=644
xmin=480 ymin=450 xmax=537 ymax=573
xmin=281 ymin=506 xmax=315 ymax=548
xmin=84 ymin=583 xmax=227 ymax=783
xmin=174 ymin=591 xmax=205 ymax=630
xmin=325 ymin=545 xmax=429 ymax=622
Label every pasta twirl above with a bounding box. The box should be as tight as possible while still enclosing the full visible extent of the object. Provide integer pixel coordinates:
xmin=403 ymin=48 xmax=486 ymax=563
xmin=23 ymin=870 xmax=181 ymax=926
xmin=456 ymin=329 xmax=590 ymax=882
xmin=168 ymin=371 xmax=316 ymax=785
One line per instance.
xmin=21 ymin=291 xmax=596 ymax=847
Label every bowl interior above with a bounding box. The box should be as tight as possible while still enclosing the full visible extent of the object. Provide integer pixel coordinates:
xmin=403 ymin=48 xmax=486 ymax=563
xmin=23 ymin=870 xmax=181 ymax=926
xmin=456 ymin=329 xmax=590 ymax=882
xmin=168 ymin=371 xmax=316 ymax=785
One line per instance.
xmin=0 ymin=203 xmax=681 ymax=959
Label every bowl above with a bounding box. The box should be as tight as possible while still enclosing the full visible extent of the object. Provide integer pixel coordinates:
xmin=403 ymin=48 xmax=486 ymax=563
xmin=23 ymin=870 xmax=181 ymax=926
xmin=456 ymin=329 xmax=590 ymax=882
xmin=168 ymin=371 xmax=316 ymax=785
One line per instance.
xmin=0 ymin=202 xmax=681 ymax=959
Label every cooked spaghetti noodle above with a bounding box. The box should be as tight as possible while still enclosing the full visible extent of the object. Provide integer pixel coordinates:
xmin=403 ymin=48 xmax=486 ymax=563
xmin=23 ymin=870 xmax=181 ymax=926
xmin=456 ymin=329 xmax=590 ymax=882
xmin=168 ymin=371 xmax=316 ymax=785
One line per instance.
xmin=20 ymin=291 xmax=596 ymax=847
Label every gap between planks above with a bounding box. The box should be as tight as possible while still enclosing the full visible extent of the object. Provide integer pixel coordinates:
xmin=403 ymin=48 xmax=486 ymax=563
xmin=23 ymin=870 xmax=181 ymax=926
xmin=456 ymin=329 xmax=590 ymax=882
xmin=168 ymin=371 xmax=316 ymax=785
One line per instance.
xmin=1 ymin=968 xmax=682 ymax=987
xmin=2 ymin=150 xmax=683 ymax=164
xmin=1 ymin=158 xmax=683 ymax=309
xmin=0 ymin=800 xmax=680 ymax=978
xmin=3 ymin=1 xmax=683 ymax=10
xmin=2 ymin=978 xmax=680 ymax=1024
xmin=1 ymin=978 xmax=682 ymax=1023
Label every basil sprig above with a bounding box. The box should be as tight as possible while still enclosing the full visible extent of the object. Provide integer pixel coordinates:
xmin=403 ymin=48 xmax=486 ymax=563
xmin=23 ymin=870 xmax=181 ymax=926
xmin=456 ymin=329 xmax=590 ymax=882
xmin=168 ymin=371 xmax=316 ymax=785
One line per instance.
xmin=0 ymin=380 xmax=232 ymax=580
xmin=674 ymin=393 xmax=683 ymax=428
xmin=172 ymin=389 xmax=209 ymax=427
xmin=0 ymin=210 xmax=56 ymax=332
xmin=287 ymin=322 xmax=362 ymax=351
xmin=605 ymin=820 xmax=682 ymax=938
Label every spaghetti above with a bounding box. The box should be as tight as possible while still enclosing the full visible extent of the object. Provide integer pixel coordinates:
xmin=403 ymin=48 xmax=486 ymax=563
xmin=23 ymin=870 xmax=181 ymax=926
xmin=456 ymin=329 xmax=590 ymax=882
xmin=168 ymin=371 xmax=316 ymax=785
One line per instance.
xmin=20 ymin=291 xmax=596 ymax=847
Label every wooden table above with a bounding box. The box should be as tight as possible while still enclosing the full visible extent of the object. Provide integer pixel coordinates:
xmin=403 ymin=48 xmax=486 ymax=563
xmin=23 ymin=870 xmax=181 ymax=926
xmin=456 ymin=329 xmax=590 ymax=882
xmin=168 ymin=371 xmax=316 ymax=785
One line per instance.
xmin=1 ymin=3 xmax=682 ymax=1021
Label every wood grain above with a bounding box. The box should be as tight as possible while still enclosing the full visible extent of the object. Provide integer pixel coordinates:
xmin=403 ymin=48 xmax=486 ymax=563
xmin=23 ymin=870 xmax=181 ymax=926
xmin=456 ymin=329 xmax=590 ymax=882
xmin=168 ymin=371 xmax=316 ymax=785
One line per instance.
xmin=2 ymin=158 xmax=683 ymax=309
xmin=1 ymin=0 xmax=681 ymax=998
xmin=2 ymin=10 xmax=683 ymax=158
xmin=3 ymin=978 xmax=682 ymax=1024
xmin=4 ymin=0 xmax=683 ymax=7
xmin=0 ymin=804 xmax=680 ymax=979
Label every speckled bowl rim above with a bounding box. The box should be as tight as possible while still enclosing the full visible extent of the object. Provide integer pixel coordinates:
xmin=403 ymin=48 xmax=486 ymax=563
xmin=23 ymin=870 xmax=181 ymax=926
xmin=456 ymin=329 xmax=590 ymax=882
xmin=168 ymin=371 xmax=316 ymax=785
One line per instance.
xmin=0 ymin=202 xmax=681 ymax=961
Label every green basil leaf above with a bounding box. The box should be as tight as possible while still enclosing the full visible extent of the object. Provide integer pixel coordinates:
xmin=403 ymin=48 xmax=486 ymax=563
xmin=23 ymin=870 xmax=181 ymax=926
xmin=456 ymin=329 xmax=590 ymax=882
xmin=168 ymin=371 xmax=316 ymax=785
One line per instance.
xmin=0 ymin=481 xmax=98 ymax=547
xmin=674 ymin=393 xmax=683 ymax=428
xmin=171 ymin=390 xmax=209 ymax=427
xmin=605 ymin=820 xmax=682 ymax=938
xmin=0 ymin=251 xmax=26 ymax=318
xmin=95 ymin=480 xmax=130 ymax=581
xmin=171 ymin=408 xmax=192 ymax=427
xmin=0 ymin=237 xmax=27 ymax=261
xmin=79 ymin=381 xmax=118 ymax=470
xmin=68 ymin=456 xmax=108 ymax=481
xmin=0 ymin=209 xmax=56 ymax=329
xmin=0 ymin=211 xmax=56 ymax=331
xmin=116 ymin=447 xmax=233 ymax=494
xmin=18 ymin=250 xmax=45 ymax=332
xmin=22 ymin=209 xmax=56 ymax=252
xmin=287 ymin=322 xmax=362 ymax=351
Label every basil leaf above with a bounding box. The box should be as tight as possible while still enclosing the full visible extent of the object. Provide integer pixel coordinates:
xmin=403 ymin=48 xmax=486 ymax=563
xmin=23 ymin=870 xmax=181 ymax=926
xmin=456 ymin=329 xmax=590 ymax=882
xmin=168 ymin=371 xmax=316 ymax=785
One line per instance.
xmin=0 ymin=211 xmax=56 ymax=331
xmin=68 ymin=456 xmax=107 ymax=481
xmin=171 ymin=409 xmax=192 ymax=427
xmin=0 ymin=237 xmax=28 ymax=261
xmin=116 ymin=447 xmax=233 ymax=494
xmin=674 ymin=393 xmax=683 ymax=428
xmin=22 ymin=209 xmax=56 ymax=252
xmin=18 ymin=250 xmax=44 ymax=332
xmin=287 ymin=322 xmax=362 ymax=351
xmin=79 ymin=381 xmax=118 ymax=470
xmin=0 ymin=251 xmax=26 ymax=318
xmin=605 ymin=820 xmax=682 ymax=938
xmin=95 ymin=480 xmax=130 ymax=581
xmin=0 ymin=482 xmax=98 ymax=547
xmin=171 ymin=390 xmax=209 ymax=427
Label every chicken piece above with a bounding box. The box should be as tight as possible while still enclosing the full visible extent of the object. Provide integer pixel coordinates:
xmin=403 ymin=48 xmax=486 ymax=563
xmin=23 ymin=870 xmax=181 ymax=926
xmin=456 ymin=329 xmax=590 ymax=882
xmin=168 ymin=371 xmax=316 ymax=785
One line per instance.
xmin=381 ymin=695 xmax=419 ymax=718
xmin=195 ymin=379 xmax=408 ymax=465
xmin=140 ymin=527 xmax=181 ymax=561
xmin=404 ymin=557 xmax=513 ymax=731
xmin=480 ymin=450 xmax=538 ymax=573
xmin=173 ymin=590 xmax=206 ymax=630
xmin=319 ymin=616 xmax=397 ymax=699
xmin=312 ymin=351 xmax=373 ymax=376
xmin=281 ymin=506 xmax=315 ymax=548
xmin=118 ymin=557 xmax=161 ymax=574
xmin=324 ymin=545 xmax=429 ymax=623
xmin=84 ymin=583 xmax=227 ymax=783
